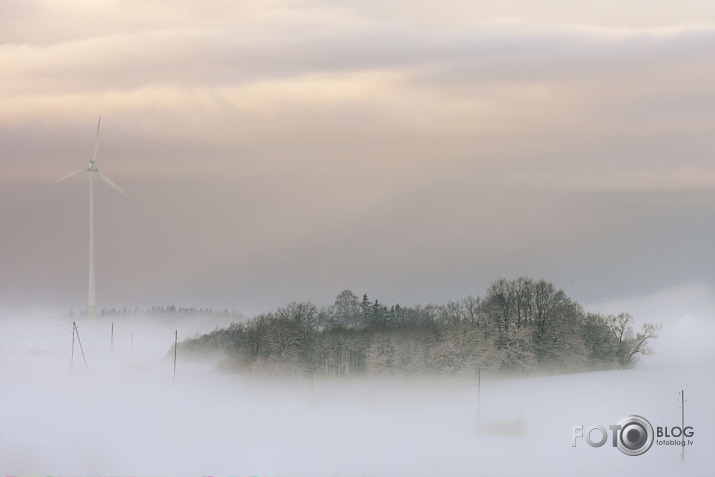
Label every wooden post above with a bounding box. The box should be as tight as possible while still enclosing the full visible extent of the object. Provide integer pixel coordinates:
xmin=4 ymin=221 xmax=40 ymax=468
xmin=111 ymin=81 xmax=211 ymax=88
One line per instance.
xmin=74 ymin=322 xmax=89 ymax=370
xmin=477 ymin=367 xmax=482 ymax=431
xmin=477 ymin=367 xmax=481 ymax=426
xmin=70 ymin=321 xmax=76 ymax=369
xmin=681 ymin=390 xmax=685 ymax=463
xmin=173 ymin=329 xmax=178 ymax=384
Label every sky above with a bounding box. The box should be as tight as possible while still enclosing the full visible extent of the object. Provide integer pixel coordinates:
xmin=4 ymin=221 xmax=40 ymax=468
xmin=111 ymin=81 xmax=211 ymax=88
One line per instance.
xmin=1 ymin=0 xmax=714 ymax=316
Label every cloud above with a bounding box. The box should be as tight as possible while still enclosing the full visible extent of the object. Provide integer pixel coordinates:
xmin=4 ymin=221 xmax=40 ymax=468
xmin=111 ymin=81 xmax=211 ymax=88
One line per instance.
xmin=3 ymin=10 xmax=715 ymax=94
xmin=1 ymin=1 xmax=714 ymax=311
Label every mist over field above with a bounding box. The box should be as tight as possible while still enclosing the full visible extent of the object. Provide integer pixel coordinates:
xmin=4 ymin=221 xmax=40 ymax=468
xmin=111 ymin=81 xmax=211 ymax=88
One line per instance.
xmin=0 ymin=303 xmax=712 ymax=477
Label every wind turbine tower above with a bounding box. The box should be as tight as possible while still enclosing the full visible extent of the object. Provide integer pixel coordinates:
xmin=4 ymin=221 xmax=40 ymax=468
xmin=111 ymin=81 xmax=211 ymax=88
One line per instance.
xmin=49 ymin=118 xmax=131 ymax=318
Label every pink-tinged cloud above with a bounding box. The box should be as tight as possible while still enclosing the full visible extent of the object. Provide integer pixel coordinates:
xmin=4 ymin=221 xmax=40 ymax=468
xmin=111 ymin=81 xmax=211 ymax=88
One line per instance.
xmin=1 ymin=0 xmax=714 ymax=312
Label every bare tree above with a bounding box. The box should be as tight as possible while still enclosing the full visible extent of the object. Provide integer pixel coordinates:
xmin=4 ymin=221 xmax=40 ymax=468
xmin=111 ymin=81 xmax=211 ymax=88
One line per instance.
xmin=607 ymin=313 xmax=661 ymax=367
xmin=485 ymin=278 xmax=516 ymax=334
xmin=245 ymin=314 xmax=270 ymax=358
xmin=437 ymin=300 xmax=465 ymax=326
xmin=462 ymin=295 xmax=483 ymax=327
xmin=333 ymin=290 xmax=361 ymax=328
xmin=277 ymin=301 xmax=320 ymax=332
xmin=627 ymin=322 xmax=661 ymax=366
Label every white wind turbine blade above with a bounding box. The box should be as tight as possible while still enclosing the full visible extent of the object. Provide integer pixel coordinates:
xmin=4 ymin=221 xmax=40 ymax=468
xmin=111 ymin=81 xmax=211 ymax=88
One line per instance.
xmin=97 ymin=171 xmax=132 ymax=199
xmin=48 ymin=168 xmax=87 ymax=185
xmin=92 ymin=117 xmax=101 ymax=162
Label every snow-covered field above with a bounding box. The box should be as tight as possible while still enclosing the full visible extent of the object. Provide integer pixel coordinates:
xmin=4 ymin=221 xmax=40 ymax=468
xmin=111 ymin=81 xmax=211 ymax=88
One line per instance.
xmin=0 ymin=313 xmax=712 ymax=477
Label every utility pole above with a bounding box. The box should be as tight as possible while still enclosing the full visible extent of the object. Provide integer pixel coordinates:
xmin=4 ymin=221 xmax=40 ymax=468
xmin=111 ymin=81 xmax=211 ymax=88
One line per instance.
xmin=680 ymin=390 xmax=686 ymax=463
xmin=173 ymin=329 xmax=178 ymax=384
xmin=73 ymin=321 xmax=89 ymax=370
xmin=70 ymin=322 xmax=75 ymax=369
xmin=477 ymin=367 xmax=483 ymax=431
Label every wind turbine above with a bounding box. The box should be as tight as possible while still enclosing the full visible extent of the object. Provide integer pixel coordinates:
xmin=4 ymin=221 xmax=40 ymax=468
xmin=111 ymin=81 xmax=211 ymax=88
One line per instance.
xmin=49 ymin=117 xmax=131 ymax=318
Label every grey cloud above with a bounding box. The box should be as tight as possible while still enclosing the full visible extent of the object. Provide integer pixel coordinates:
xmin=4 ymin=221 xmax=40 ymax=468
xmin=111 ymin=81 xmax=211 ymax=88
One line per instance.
xmin=2 ymin=3 xmax=714 ymax=313
xmin=4 ymin=19 xmax=715 ymax=95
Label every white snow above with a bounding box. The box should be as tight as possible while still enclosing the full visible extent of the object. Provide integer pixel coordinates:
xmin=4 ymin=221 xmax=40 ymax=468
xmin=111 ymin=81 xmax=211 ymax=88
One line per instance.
xmin=0 ymin=313 xmax=712 ymax=477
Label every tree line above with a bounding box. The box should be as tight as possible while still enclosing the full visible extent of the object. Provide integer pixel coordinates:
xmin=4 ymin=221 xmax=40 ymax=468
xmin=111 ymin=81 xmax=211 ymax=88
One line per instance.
xmin=180 ymin=277 xmax=660 ymax=376
xmin=79 ymin=305 xmax=244 ymax=319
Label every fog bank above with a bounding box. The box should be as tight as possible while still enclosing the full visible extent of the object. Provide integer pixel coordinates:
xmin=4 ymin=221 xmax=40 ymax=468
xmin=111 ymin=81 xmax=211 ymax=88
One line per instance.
xmin=0 ymin=312 xmax=712 ymax=476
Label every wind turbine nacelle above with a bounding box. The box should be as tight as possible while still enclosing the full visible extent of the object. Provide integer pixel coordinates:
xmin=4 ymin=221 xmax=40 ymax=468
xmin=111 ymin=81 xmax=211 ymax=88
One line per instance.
xmin=88 ymin=162 xmax=98 ymax=172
